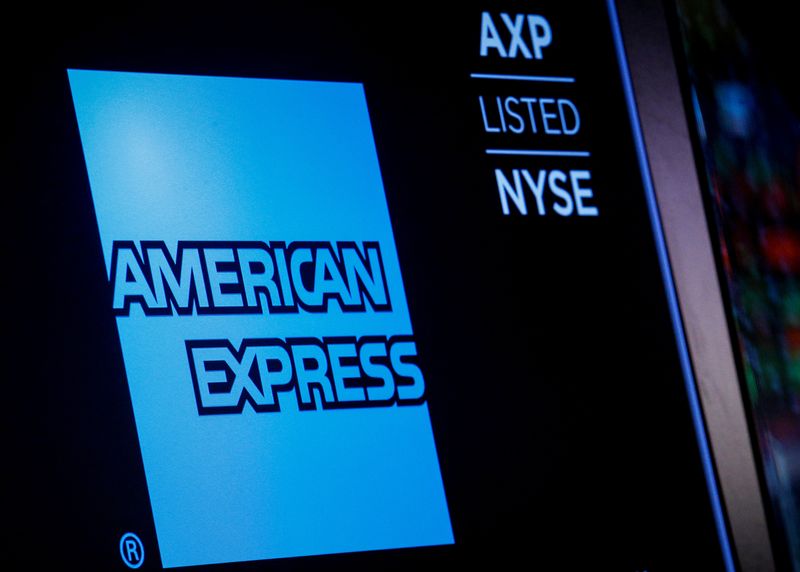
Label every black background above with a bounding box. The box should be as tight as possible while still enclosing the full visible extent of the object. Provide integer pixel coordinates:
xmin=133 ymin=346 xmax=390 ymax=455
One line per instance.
xmin=5 ymin=1 xmax=726 ymax=570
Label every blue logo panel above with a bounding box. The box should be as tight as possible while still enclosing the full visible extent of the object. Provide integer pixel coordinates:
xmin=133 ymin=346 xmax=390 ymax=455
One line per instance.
xmin=68 ymin=70 xmax=453 ymax=568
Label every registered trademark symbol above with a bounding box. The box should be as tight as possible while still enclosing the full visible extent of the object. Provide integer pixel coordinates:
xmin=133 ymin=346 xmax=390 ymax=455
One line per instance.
xmin=119 ymin=532 xmax=144 ymax=569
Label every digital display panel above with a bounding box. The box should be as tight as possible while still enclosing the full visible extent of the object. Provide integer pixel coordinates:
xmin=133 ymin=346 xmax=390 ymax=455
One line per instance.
xmin=674 ymin=0 xmax=800 ymax=568
xmin=7 ymin=2 xmax=735 ymax=570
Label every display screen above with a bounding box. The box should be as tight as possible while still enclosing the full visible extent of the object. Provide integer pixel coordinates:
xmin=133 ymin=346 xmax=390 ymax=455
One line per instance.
xmin=7 ymin=2 xmax=732 ymax=570
xmin=674 ymin=0 xmax=800 ymax=569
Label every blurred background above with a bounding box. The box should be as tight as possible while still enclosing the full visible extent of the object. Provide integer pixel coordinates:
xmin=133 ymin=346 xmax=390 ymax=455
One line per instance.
xmin=673 ymin=0 xmax=800 ymax=568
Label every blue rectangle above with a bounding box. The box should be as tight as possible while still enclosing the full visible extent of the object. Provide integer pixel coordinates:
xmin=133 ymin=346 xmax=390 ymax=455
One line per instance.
xmin=68 ymin=69 xmax=453 ymax=568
